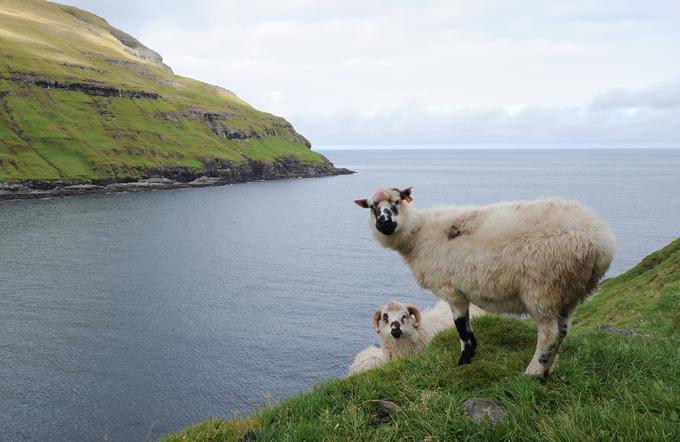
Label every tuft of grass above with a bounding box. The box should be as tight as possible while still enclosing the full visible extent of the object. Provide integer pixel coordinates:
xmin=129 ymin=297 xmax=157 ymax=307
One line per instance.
xmin=167 ymin=238 xmax=680 ymax=441
xmin=0 ymin=0 xmax=323 ymax=182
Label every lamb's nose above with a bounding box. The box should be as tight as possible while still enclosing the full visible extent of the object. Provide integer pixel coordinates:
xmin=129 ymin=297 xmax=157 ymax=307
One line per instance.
xmin=391 ymin=328 xmax=402 ymax=338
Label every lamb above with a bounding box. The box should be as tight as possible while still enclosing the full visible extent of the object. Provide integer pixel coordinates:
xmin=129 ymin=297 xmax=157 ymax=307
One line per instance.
xmin=348 ymin=300 xmax=454 ymax=375
xmin=354 ymin=187 xmax=616 ymax=378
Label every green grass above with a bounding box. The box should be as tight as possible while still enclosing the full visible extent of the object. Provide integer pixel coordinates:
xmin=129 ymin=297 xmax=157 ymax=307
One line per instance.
xmin=166 ymin=239 xmax=680 ymax=441
xmin=0 ymin=0 xmax=324 ymax=182
xmin=574 ymin=237 xmax=680 ymax=338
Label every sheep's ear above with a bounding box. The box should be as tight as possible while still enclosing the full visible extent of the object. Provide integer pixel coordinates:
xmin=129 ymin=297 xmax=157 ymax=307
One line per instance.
xmin=400 ymin=187 xmax=413 ymax=203
xmin=354 ymin=199 xmax=369 ymax=208
xmin=373 ymin=308 xmax=382 ymax=333
xmin=406 ymin=304 xmax=421 ymax=328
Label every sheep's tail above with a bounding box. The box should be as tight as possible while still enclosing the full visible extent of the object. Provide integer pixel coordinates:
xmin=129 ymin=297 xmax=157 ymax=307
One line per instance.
xmin=588 ymin=219 xmax=617 ymax=292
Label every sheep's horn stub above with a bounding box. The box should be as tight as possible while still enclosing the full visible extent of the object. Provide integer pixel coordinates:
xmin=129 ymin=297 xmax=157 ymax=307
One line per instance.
xmin=354 ymin=199 xmax=369 ymax=208
xmin=373 ymin=308 xmax=383 ymax=333
xmin=406 ymin=304 xmax=421 ymax=327
xmin=400 ymin=187 xmax=413 ymax=202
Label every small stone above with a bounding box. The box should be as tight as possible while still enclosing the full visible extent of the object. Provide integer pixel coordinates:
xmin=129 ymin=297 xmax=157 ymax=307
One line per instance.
xmin=462 ymin=397 xmax=507 ymax=424
xmin=239 ymin=430 xmax=258 ymax=441
xmin=370 ymin=399 xmax=398 ymax=426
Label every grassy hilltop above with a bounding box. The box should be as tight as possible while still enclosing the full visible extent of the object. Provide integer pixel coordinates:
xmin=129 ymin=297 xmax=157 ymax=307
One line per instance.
xmin=168 ymin=239 xmax=680 ymax=441
xmin=0 ymin=0 xmax=330 ymax=183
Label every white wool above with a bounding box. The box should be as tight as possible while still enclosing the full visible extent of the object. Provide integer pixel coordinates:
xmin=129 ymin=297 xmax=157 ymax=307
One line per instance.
xmin=357 ymin=188 xmax=616 ymax=377
xmin=348 ymin=346 xmax=387 ymax=375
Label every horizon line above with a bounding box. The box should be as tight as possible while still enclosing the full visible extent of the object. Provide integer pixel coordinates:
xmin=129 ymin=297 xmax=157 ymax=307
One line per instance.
xmin=315 ymin=143 xmax=680 ymax=151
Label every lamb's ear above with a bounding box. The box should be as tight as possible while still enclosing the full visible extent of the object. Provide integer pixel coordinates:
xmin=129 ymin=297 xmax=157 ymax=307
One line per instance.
xmin=354 ymin=199 xmax=369 ymax=208
xmin=373 ymin=308 xmax=382 ymax=333
xmin=400 ymin=187 xmax=413 ymax=203
xmin=406 ymin=304 xmax=421 ymax=328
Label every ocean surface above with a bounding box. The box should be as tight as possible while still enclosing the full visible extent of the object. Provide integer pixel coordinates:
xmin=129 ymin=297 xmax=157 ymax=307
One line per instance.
xmin=1 ymin=148 xmax=679 ymax=441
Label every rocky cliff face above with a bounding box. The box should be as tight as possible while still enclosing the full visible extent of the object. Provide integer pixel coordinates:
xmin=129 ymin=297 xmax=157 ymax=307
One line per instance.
xmin=0 ymin=156 xmax=353 ymax=200
xmin=61 ymin=4 xmax=171 ymax=70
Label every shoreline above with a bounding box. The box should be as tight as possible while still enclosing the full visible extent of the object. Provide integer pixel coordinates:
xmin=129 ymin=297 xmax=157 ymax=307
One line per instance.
xmin=0 ymin=157 xmax=354 ymax=202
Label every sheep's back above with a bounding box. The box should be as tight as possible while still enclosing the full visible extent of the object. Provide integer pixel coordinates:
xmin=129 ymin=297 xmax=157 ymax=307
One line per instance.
xmin=412 ymin=198 xmax=615 ymax=315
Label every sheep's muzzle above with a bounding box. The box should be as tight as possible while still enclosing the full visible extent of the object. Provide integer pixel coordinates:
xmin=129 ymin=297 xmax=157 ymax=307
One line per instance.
xmin=390 ymin=321 xmax=402 ymax=338
xmin=376 ymin=216 xmax=397 ymax=235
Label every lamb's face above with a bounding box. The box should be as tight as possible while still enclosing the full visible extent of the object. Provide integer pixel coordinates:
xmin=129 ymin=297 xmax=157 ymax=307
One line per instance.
xmin=373 ymin=301 xmax=421 ymax=340
xmin=354 ymin=187 xmax=413 ymax=236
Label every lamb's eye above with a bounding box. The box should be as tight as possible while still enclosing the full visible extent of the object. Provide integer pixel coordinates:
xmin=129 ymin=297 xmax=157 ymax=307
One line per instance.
xmin=402 ymin=315 xmax=408 ymax=321
xmin=382 ymin=313 xmax=388 ymax=322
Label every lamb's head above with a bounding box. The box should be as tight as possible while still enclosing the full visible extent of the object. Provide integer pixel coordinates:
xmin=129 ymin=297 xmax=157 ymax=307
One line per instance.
xmin=354 ymin=187 xmax=413 ymax=237
xmin=373 ymin=300 xmax=421 ymax=341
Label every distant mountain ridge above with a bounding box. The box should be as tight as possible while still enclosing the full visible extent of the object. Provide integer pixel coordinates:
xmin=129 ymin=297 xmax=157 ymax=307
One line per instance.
xmin=0 ymin=0 xmax=350 ymax=199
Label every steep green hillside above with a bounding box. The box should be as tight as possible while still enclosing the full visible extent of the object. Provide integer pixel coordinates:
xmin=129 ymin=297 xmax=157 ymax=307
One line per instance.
xmin=574 ymin=238 xmax=680 ymax=338
xmin=167 ymin=239 xmax=680 ymax=441
xmin=0 ymin=0 xmax=333 ymax=183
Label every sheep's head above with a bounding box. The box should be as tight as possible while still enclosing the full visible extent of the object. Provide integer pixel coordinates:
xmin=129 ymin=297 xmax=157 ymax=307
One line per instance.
xmin=372 ymin=300 xmax=421 ymax=340
xmin=354 ymin=187 xmax=413 ymax=236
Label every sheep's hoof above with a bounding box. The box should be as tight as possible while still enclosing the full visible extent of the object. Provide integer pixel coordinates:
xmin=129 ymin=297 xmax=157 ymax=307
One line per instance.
xmin=523 ymin=366 xmax=550 ymax=380
xmin=527 ymin=371 xmax=551 ymax=383
xmin=458 ymin=352 xmax=473 ymax=365
xmin=458 ymin=339 xmax=476 ymax=365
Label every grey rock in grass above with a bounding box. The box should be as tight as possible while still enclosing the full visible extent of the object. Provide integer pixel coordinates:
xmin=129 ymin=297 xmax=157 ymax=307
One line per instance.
xmin=239 ymin=430 xmax=258 ymax=441
xmin=462 ymin=398 xmax=507 ymax=424
xmin=370 ymin=399 xmax=398 ymax=426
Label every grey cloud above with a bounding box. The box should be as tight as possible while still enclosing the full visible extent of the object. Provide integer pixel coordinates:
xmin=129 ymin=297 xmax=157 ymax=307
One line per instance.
xmin=590 ymin=79 xmax=680 ymax=110
xmin=296 ymin=94 xmax=680 ymax=145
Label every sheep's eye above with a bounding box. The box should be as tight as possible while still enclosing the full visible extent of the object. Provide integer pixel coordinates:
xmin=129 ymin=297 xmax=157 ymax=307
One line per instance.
xmin=394 ymin=200 xmax=400 ymax=205
xmin=382 ymin=313 xmax=388 ymax=322
xmin=401 ymin=315 xmax=408 ymax=321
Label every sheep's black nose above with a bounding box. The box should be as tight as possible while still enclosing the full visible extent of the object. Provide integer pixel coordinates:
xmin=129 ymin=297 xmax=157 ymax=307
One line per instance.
xmin=390 ymin=321 xmax=402 ymax=338
xmin=376 ymin=217 xmax=397 ymax=235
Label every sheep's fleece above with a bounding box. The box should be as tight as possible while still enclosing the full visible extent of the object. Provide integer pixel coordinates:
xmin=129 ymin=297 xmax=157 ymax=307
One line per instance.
xmin=354 ymin=188 xmax=615 ymax=377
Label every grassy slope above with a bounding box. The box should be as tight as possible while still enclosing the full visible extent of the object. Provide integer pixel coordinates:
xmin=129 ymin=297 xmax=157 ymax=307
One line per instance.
xmin=574 ymin=238 xmax=680 ymax=338
xmin=0 ymin=0 xmax=323 ymax=182
xmin=167 ymin=239 xmax=680 ymax=441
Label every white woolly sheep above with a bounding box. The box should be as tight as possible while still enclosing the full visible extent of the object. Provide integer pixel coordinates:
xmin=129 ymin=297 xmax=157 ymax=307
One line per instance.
xmin=348 ymin=300 xmax=454 ymax=375
xmin=354 ymin=187 xmax=615 ymax=378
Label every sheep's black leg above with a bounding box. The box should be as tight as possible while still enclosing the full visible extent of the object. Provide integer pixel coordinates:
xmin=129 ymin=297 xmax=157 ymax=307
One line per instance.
xmin=454 ymin=311 xmax=477 ymax=365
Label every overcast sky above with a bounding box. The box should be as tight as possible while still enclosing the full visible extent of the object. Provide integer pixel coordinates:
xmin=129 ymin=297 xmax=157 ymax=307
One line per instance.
xmin=62 ymin=0 xmax=680 ymax=146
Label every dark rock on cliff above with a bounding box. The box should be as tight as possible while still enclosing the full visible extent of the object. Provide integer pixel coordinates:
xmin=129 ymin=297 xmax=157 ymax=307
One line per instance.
xmin=0 ymin=157 xmax=354 ymax=201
